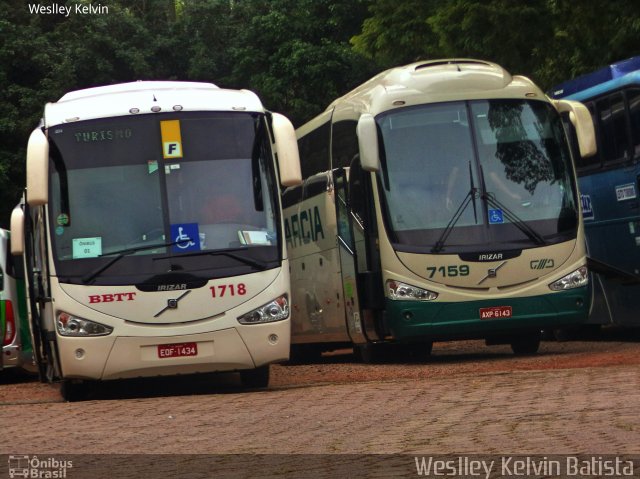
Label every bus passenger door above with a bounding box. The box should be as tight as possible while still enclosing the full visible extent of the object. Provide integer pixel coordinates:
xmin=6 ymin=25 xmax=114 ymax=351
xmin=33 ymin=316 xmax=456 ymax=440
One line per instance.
xmin=333 ymin=168 xmax=366 ymax=345
xmin=334 ymin=165 xmax=386 ymax=344
xmin=23 ymin=204 xmax=61 ymax=382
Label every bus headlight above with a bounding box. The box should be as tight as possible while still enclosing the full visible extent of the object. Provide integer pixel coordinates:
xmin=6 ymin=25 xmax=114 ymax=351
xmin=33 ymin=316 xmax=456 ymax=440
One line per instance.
xmin=549 ymin=266 xmax=589 ymax=291
xmin=57 ymin=312 xmax=113 ymax=337
xmin=237 ymin=295 xmax=289 ymax=324
xmin=386 ymin=280 xmax=438 ymax=301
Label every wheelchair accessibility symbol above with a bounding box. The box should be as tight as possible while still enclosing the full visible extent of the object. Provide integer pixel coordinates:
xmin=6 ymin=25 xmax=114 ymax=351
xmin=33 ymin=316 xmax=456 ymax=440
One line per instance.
xmin=170 ymin=223 xmax=200 ymax=252
xmin=488 ymin=209 xmax=504 ymax=224
xmin=175 ymin=226 xmax=195 ymax=249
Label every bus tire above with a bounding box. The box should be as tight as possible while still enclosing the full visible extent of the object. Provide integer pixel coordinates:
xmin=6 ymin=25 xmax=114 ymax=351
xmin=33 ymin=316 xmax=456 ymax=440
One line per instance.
xmin=288 ymin=344 xmax=322 ymax=364
xmin=404 ymin=341 xmax=433 ymax=362
xmin=354 ymin=342 xmax=386 ymax=364
xmin=61 ymin=379 xmax=95 ymax=402
xmin=240 ymin=365 xmax=270 ymax=389
xmin=510 ymin=335 xmax=541 ymax=355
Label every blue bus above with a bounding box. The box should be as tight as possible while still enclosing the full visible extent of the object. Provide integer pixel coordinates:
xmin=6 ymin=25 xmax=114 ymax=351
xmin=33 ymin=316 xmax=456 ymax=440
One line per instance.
xmin=551 ymin=56 xmax=640 ymax=326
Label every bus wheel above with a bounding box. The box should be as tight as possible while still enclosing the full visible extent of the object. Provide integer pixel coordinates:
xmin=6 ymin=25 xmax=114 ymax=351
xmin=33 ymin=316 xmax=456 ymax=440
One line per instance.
xmin=403 ymin=342 xmax=433 ymax=362
xmin=288 ymin=344 xmax=322 ymax=364
xmin=61 ymin=380 xmax=95 ymax=402
xmin=510 ymin=334 xmax=541 ymax=355
xmin=354 ymin=342 xmax=386 ymax=364
xmin=240 ymin=365 xmax=270 ymax=389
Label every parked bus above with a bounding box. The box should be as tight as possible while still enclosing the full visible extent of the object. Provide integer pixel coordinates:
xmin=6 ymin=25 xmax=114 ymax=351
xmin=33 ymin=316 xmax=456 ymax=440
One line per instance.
xmin=550 ymin=56 xmax=640 ymax=326
xmin=1 ymin=229 xmax=34 ymax=375
xmin=283 ymin=59 xmax=597 ymax=362
xmin=10 ymin=81 xmax=301 ymax=400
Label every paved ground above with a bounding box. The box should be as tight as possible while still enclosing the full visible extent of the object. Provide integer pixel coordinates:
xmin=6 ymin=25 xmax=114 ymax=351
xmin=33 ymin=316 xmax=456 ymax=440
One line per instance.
xmin=1 ymin=364 xmax=639 ymax=455
xmin=1 ymin=333 xmax=639 ymax=478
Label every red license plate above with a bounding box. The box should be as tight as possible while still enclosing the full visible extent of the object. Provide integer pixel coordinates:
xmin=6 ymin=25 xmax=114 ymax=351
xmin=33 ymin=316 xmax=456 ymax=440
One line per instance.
xmin=157 ymin=342 xmax=198 ymax=358
xmin=479 ymin=306 xmax=512 ymax=320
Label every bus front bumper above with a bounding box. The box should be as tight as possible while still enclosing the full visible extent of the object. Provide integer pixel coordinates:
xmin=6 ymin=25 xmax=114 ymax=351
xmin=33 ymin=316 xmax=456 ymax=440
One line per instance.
xmin=58 ymin=322 xmax=290 ymax=381
xmin=384 ymin=287 xmax=590 ymax=341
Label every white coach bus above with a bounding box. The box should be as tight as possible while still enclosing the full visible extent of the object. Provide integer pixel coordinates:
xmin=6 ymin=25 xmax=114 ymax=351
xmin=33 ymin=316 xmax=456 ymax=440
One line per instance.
xmin=284 ymin=59 xmax=596 ymax=362
xmin=11 ymin=81 xmax=301 ymax=399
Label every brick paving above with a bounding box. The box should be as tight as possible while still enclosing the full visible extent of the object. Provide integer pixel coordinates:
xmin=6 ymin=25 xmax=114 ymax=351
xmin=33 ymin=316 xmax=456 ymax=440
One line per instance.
xmin=1 ymin=364 xmax=638 ymax=457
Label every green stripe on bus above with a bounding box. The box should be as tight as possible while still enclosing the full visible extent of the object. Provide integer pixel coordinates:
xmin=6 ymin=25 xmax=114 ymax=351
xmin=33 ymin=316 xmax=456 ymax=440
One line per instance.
xmin=384 ymin=287 xmax=590 ymax=340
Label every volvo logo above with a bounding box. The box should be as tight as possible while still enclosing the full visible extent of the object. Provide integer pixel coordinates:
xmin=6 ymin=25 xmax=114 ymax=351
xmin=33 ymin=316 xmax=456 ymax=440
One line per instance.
xmin=167 ymin=298 xmax=179 ymax=309
xmin=478 ymin=261 xmax=507 ymax=285
xmin=154 ymin=290 xmax=191 ymax=317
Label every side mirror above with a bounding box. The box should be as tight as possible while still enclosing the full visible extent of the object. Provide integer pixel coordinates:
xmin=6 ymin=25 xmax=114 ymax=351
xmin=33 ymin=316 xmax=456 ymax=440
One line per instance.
xmin=10 ymin=206 xmax=25 ymax=256
xmin=26 ymin=128 xmax=49 ymax=206
xmin=553 ymin=100 xmax=597 ymax=158
xmin=271 ymin=113 xmax=302 ymax=187
xmin=357 ymin=114 xmax=380 ymax=172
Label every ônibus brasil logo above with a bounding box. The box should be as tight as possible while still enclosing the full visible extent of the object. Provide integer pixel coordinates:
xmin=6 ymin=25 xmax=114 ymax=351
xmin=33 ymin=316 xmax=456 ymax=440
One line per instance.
xmin=8 ymin=455 xmax=73 ymax=478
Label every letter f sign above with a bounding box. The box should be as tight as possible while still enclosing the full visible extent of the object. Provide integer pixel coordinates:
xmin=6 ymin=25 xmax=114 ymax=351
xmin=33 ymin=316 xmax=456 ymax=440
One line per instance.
xmin=161 ymin=120 xmax=183 ymax=159
xmin=164 ymin=141 xmax=182 ymax=158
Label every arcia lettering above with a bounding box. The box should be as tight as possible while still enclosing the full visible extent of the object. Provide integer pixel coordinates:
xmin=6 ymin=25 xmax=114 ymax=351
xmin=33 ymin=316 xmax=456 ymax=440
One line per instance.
xmin=284 ymin=206 xmax=325 ymax=249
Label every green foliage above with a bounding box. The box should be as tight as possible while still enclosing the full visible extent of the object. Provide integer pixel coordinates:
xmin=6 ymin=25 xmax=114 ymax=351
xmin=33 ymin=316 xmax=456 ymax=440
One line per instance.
xmin=352 ymin=0 xmax=640 ymax=88
xmin=226 ymin=0 xmax=373 ymax=125
xmin=351 ymin=0 xmax=439 ymax=66
xmin=536 ymin=0 xmax=640 ymax=86
xmin=426 ymin=0 xmax=552 ymax=76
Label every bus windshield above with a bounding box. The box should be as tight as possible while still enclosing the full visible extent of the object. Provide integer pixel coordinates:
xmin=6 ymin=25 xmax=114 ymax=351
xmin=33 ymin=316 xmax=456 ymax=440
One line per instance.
xmin=377 ymin=99 xmax=578 ymax=253
xmin=48 ymin=111 xmax=280 ymax=284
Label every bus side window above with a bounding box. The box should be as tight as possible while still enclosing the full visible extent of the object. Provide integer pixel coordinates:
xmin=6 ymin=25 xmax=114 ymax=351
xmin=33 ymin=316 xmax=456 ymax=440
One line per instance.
xmin=331 ymin=120 xmax=359 ymax=170
xmin=331 ymin=119 xmax=372 ymax=232
xmin=281 ymin=185 xmax=302 ymax=209
xmin=298 ymin=121 xmax=330 ymax=179
xmin=596 ymin=92 xmax=630 ymax=165
xmin=627 ymin=88 xmax=640 ymax=159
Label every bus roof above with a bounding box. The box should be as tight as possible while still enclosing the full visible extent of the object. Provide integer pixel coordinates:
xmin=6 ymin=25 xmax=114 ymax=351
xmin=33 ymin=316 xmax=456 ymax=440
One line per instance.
xmin=325 ymin=59 xmax=545 ymax=119
xmin=551 ymin=71 xmax=640 ymax=103
xmin=44 ymin=81 xmax=265 ymax=127
xmin=549 ymin=56 xmax=640 ymax=101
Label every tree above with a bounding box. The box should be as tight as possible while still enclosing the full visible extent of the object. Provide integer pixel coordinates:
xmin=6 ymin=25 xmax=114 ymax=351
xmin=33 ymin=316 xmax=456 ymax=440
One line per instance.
xmin=0 ymin=0 xmax=177 ymax=226
xmin=537 ymin=0 xmax=640 ymax=87
xmin=426 ymin=0 xmax=552 ymax=78
xmin=227 ymin=0 xmax=374 ymax=125
xmin=351 ymin=0 xmax=640 ymax=90
xmin=351 ymin=0 xmax=439 ymax=68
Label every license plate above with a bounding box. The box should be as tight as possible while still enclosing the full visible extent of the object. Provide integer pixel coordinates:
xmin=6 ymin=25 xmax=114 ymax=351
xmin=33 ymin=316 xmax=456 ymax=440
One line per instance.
xmin=157 ymin=342 xmax=198 ymax=358
xmin=479 ymin=306 xmax=512 ymax=320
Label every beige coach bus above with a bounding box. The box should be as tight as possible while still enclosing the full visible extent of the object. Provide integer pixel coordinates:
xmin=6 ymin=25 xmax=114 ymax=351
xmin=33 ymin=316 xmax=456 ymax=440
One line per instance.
xmin=284 ymin=59 xmax=596 ymax=362
xmin=11 ymin=81 xmax=301 ymax=399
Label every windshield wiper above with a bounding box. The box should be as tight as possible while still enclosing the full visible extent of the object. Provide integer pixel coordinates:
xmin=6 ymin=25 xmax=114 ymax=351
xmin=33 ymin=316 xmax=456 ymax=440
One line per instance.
xmin=152 ymin=246 xmax=268 ymax=270
xmin=431 ymin=189 xmax=478 ymax=253
xmin=481 ymin=193 xmax=547 ymax=246
xmin=431 ymin=162 xmax=479 ymax=253
xmin=251 ymin=117 xmax=265 ymax=212
xmin=81 ymin=239 xmax=189 ymax=284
